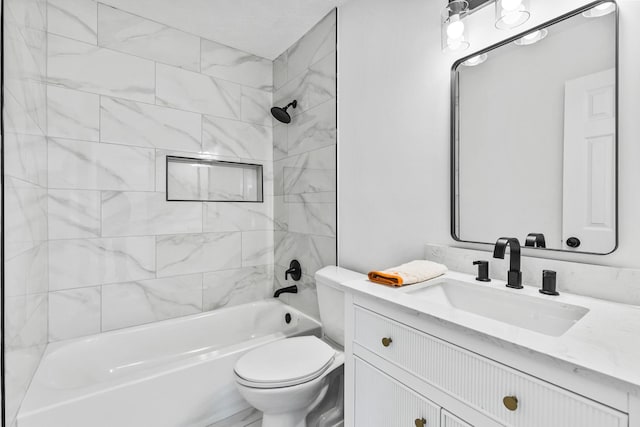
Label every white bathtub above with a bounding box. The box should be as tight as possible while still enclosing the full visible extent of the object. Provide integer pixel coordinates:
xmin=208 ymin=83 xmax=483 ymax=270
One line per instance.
xmin=17 ymin=300 xmax=321 ymax=427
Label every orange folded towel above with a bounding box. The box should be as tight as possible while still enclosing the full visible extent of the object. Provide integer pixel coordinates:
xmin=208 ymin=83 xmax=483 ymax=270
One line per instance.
xmin=368 ymin=260 xmax=448 ymax=287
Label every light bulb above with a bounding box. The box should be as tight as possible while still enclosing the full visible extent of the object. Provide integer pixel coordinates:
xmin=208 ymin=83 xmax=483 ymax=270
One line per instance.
xmin=514 ymin=28 xmax=548 ymax=45
xmin=583 ymin=2 xmax=616 ymax=17
xmin=462 ymin=53 xmax=488 ymax=66
xmin=447 ymin=14 xmax=465 ymax=39
xmin=596 ymin=2 xmax=613 ymax=10
xmin=501 ymin=12 xmax=521 ymax=25
xmin=501 ymin=0 xmax=523 ymax=12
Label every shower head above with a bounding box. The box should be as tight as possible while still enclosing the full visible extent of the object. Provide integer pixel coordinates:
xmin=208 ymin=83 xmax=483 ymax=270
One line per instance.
xmin=271 ymin=100 xmax=298 ymax=124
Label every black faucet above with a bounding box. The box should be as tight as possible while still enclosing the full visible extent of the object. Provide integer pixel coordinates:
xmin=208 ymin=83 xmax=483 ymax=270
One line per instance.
xmin=285 ymin=260 xmax=302 ymax=281
xmin=525 ymin=233 xmax=546 ymax=248
xmin=493 ymin=237 xmax=523 ymax=289
xmin=274 ymin=285 xmax=298 ymax=298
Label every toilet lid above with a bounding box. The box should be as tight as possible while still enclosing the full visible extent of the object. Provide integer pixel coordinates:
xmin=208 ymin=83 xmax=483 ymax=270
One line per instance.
xmin=234 ymin=336 xmax=336 ymax=388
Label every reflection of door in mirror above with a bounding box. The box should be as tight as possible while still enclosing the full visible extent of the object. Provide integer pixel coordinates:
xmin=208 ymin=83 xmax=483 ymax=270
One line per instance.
xmin=562 ymin=69 xmax=616 ymax=252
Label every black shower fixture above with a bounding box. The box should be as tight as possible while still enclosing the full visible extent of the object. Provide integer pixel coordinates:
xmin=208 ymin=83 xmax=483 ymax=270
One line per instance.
xmin=271 ymin=100 xmax=297 ymax=124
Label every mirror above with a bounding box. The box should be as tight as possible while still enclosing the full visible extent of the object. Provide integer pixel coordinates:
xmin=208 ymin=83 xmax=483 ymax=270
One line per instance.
xmin=452 ymin=2 xmax=617 ymax=254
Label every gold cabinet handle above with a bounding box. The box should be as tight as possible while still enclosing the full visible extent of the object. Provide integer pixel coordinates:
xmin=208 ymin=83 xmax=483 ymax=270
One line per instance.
xmin=414 ymin=418 xmax=426 ymax=427
xmin=503 ymin=395 xmax=518 ymax=411
xmin=381 ymin=337 xmax=393 ymax=347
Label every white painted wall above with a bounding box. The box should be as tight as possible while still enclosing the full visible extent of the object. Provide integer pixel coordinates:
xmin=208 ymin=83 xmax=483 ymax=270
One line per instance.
xmin=338 ymin=0 xmax=640 ymax=275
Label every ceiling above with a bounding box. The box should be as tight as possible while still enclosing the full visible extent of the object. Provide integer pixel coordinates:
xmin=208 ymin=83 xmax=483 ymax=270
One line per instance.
xmin=99 ymin=0 xmax=343 ymax=60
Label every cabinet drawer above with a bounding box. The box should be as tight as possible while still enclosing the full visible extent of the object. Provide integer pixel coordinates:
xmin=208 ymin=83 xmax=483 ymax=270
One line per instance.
xmin=355 ymin=357 xmax=440 ymax=427
xmin=442 ymin=410 xmax=472 ymax=427
xmin=354 ymin=306 xmax=628 ymax=427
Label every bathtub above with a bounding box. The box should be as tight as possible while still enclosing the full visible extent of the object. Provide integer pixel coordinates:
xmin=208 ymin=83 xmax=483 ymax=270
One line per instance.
xmin=17 ymin=300 xmax=321 ymax=427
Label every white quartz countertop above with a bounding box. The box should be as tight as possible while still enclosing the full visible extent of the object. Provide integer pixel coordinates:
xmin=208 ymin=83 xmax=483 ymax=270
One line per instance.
xmin=337 ymin=269 xmax=640 ymax=391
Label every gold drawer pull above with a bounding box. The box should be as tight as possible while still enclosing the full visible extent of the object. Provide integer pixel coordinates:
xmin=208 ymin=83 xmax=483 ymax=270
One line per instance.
xmin=381 ymin=337 xmax=393 ymax=347
xmin=414 ymin=418 xmax=426 ymax=427
xmin=503 ymin=395 xmax=518 ymax=411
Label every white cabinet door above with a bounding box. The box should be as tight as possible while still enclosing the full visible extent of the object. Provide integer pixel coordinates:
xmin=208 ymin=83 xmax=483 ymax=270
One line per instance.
xmin=354 ymin=357 xmax=440 ymax=427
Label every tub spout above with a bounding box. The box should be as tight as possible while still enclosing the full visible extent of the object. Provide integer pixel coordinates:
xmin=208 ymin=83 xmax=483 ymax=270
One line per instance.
xmin=273 ymin=285 xmax=298 ymax=298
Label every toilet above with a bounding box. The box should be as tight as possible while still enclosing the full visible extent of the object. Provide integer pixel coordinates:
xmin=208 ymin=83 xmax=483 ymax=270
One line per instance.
xmin=234 ymin=266 xmax=364 ymax=427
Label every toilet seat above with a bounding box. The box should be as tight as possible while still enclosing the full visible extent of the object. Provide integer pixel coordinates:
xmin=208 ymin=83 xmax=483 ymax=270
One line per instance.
xmin=234 ymin=336 xmax=336 ymax=389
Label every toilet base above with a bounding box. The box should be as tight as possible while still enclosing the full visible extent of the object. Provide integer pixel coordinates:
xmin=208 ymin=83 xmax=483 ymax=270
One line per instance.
xmin=262 ymin=409 xmax=308 ymax=427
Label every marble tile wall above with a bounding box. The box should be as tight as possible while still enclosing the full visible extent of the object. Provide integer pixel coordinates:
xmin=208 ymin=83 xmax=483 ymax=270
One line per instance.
xmin=40 ymin=1 xmax=275 ymax=345
xmin=3 ymin=3 xmax=336 ymax=423
xmin=3 ymin=0 xmax=49 ymax=425
xmin=272 ymin=10 xmax=337 ymax=319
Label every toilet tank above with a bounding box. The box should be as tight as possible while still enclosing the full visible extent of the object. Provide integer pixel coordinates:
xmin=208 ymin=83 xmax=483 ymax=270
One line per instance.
xmin=315 ymin=266 xmax=366 ymax=347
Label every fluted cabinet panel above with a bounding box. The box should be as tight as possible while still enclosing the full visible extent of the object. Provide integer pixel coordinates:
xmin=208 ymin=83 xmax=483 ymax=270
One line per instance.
xmin=354 ymin=306 xmax=627 ymax=427
xmin=441 ymin=410 xmax=472 ymax=427
xmin=354 ymin=357 xmax=440 ymax=427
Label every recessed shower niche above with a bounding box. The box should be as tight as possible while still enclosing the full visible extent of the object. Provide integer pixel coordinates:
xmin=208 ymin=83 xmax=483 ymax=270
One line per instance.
xmin=166 ymin=156 xmax=264 ymax=202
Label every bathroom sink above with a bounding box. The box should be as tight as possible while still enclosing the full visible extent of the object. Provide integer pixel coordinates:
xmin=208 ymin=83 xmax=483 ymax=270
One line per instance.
xmin=405 ymin=279 xmax=589 ymax=337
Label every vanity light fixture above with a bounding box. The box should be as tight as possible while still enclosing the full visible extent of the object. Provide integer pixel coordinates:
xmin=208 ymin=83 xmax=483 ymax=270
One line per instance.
xmin=442 ymin=0 xmax=471 ymax=52
xmin=495 ymin=0 xmax=531 ymax=30
xmin=462 ymin=53 xmax=488 ymax=66
xmin=582 ymin=1 xmax=616 ymax=18
xmin=514 ymin=28 xmax=548 ymax=45
xmin=441 ymin=0 xmax=532 ymax=54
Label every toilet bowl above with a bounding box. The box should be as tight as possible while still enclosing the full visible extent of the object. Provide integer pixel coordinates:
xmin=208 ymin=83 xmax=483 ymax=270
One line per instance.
xmin=234 ymin=336 xmax=344 ymax=427
xmin=233 ymin=266 xmax=364 ymax=427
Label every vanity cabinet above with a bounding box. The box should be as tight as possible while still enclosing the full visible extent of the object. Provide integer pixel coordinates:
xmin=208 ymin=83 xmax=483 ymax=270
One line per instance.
xmin=346 ymin=300 xmax=630 ymax=427
xmin=354 ymin=357 xmax=439 ymax=426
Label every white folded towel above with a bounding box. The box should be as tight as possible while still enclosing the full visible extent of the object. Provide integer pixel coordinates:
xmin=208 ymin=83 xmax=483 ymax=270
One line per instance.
xmin=368 ymin=260 xmax=448 ymax=287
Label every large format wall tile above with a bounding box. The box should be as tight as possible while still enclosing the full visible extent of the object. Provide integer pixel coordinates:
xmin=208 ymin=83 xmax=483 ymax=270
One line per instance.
xmin=156 ymin=64 xmax=241 ymax=119
xmin=102 ymin=274 xmax=202 ymax=331
xmin=274 ymin=51 xmax=336 ymax=116
xmin=47 ymin=86 xmax=100 ymax=141
xmin=49 ymin=287 xmax=101 ymax=341
xmin=48 ymin=189 xmax=101 ymax=239
xmin=273 ymin=52 xmax=288 ymax=91
xmin=156 ymin=232 xmax=242 ymax=277
xmin=4 ymin=23 xmax=47 ymax=82
xmin=4 ymin=178 xmax=48 ymax=244
xmin=5 ymin=241 xmax=48 ymax=297
xmin=241 ymin=86 xmax=272 ymax=127
xmin=287 ymin=202 xmax=336 ymax=237
xmin=48 ymin=138 xmax=155 ymax=191
xmin=274 ymin=231 xmax=336 ymax=278
xmin=201 ymin=39 xmax=272 ymax=90
xmin=273 ymin=124 xmax=287 ymax=160
xmin=202 ymin=115 xmax=272 ymax=160
xmin=47 ymin=0 xmax=98 ymax=44
xmin=4 ymin=293 xmax=47 ymax=351
xmin=101 ymin=97 xmax=202 ymax=152
xmin=283 ymin=167 xmax=336 ymax=196
xmin=102 ymin=191 xmax=203 ymax=237
xmin=49 ymin=237 xmax=156 ymax=290
xmin=241 ymin=231 xmax=274 ymax=267
xmin=48 ymin=34 xmax=155 ymax=103
xmin=98 ymin=5 xmax=200 ymax=71
xmin=287 ymin=100 xmax=336 ymax=156
xmin=203 ymin=199 xmax=273 ymax=232
xmin=203 ymin=266 xmax=273 ymax=311
xmin=286 ymin=10 xmax=337 ymax=81
xmin=5 ymin=0 xmax=46 ymax=31
xmin=4 ymin=133 xmax=47 ymax=186
xmin=4 ymin=79 xmax=47 ymax=136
